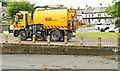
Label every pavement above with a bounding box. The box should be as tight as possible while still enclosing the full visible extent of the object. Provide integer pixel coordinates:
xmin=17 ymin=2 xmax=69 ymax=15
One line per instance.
xmin=0 ymin=35 xmax=118 ymax=46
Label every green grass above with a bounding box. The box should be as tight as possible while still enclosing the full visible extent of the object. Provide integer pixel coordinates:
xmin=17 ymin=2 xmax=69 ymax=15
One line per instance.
xmin=0 ymin=18 xmax=2 ymax=23
xmin=0 ymin=33 xmax=13 ymax=36
xmin=0 ymin=32 xmax=119 ymax=39
xmin=80 ymin=25 xmax=95 ymax=28
xmin=76 ymin=32 xmax=119 ymax=39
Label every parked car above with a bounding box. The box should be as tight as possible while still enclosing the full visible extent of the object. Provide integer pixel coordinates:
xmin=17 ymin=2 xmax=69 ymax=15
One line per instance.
xmin=9 ymin=25 xmax=13 ymax=33
xmin=94 ymin=23 xmax=101 ymax=30
xmin=108 ymin=26 xmax=119 ymax=32
xmin=94 ymin=22 xmax=110 ymax=30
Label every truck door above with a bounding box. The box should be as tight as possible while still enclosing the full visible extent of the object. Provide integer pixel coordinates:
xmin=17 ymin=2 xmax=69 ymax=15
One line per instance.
xmin=14 ymin=14 xmax=24 ymax=30
xmin=25 ymin=14 xmax=29 ymax=28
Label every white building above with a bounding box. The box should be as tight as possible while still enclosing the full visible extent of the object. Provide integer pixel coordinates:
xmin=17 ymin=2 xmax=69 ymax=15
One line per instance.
xmin=76 ymin=6 xmax=114 ymax=25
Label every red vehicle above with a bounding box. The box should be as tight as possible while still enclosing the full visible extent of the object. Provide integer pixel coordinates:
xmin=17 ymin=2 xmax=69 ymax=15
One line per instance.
xmin=79 ymin=20 xmax=87 ymax=25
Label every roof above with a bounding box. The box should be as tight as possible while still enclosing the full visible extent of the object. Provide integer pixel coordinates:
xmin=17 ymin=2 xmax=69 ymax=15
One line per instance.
xmin=83 ymin=7 xmax=107 ymax=14
xmin=76 ymin=9 xmax=85 ymax=15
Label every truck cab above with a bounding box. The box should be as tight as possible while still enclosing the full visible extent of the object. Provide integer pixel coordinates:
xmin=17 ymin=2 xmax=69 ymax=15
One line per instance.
xmin=13 ymin=11 xmax=33 ymax=40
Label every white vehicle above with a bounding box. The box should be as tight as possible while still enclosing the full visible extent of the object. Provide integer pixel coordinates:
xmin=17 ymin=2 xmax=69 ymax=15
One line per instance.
xmin=108 ymin=25 xmax=119 ymax=32
xmin=9 ymin=25 xmax=14 ymax=33
xmin=94 ymin=23 xmax=110 ymax=30
xmin=94 ymin=23 xmax=102 ymax=30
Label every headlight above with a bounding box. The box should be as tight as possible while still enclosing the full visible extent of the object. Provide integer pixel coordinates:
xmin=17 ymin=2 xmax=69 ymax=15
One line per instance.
xmin=37 ymin=31 xmax=41 ymax=34
xmin=29 ymin=26 xmax=32 ymax=29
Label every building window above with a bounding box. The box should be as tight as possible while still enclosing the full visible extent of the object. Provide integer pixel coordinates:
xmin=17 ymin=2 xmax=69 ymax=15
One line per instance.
xmin=89 ymin=14 xmax=90 ymax=17
xmin=92 ymin=14 xmax=94 ymax=17
xmin=98 ymin=19 xmax=101 ymax=22
xmin=98 ymin=14 xmax=101 ymax=17
xmin=82 ymin=11 xmax=84 ymax=14
xmin=99 ymin=14 xmax=101 ymax=17
xmin=83 ymin=19 xmax=85 ymax=22
xmin=85 ymin=14 xmax=87 ymax=18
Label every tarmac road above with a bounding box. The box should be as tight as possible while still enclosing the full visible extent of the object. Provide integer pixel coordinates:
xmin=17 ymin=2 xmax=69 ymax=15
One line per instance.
xmin=1 ymin=54 xmax=119 ymax=69
xmin=0 ymin=35 xmax=118 ymax=46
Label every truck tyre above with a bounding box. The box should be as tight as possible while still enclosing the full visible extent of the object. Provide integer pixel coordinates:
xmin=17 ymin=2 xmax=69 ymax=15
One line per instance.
xmin=50 ymin=30 xmax=60 ymax=41
xmin=100 ymin=28 xmax=105 ymax=32
xmin=19 ymin=31 xmax=27 ymax=41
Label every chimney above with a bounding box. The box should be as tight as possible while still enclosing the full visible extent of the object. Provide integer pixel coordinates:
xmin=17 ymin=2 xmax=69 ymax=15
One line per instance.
xmin=86 ymin=5 xmax=88 ymax=7
xmin=85 ymin=5 xmax=89 ymax=9
xmin=100 ymin=3 xmax=102 ymax=7
xmin=78 ymin=6 xmax=80 ymax=10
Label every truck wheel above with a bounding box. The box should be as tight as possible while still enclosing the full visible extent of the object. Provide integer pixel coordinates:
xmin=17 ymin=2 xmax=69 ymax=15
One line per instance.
xmin=50 ymin=30 xmax=60 ymax=41
xmin=19 ymin=31 xmax=27 ymax=41
xmin=100 ymin=28 xmax=105 ymax=32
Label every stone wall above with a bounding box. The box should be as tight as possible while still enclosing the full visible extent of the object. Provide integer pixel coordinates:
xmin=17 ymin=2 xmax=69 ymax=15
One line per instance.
xmin=1 ymin=43 xmax=119 ymax=55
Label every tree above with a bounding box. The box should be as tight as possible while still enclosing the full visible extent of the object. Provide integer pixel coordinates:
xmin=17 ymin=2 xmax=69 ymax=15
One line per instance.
xmin=111 ymin=1 xmax=120 ymax=17
xmin=113 ymin=1 xmax=120 ymax=27
xmin=106 ymin=0 xmax=120 ymax=46
xmin=106 ymin=0 xmax=120 ymax=17
xmin=7 ymin=0 xmax=35 ymax=18
xmin=106 ymin=0 xmax=120 ymax=27
xmin=111 ymin=1 xmax=120 ymax=47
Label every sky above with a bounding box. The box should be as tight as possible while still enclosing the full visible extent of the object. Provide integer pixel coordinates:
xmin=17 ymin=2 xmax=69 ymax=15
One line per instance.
xmin=29 ymin=0 xmax=113 ymax=9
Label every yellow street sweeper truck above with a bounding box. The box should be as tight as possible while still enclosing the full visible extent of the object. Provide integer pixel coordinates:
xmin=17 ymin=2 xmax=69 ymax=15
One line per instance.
xmin=13 ymin=6 xmax=79 ymax=41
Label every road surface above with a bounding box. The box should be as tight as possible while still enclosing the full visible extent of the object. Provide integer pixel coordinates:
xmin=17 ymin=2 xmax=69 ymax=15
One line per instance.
xmin=1 ymin=54 xmax=119 ymax=69
xmin=0 ymin=35 xmax=118 ymax=46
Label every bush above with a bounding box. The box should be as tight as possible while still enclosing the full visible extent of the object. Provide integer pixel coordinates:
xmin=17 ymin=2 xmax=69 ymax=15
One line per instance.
xmin=0 ymin=18 xmax=2 ymax=23
xmin=115 ymin=19 xmax=120 ymax=27
xmin=8 ymin=1 xmax=34 ymax=18
xmin=6 ymin=21 xmax=12 ymax=25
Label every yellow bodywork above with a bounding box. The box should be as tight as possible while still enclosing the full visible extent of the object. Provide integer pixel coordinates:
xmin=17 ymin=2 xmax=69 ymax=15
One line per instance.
xmin=68 ymin=9 xmax=77 ymax=20
xmin=33 ymin=9 xmax=68 ymax=30
xmin=14 ymin=9 xmax=78 ymax=31
xmin=13 ymin=11 xmax=32 ymax=30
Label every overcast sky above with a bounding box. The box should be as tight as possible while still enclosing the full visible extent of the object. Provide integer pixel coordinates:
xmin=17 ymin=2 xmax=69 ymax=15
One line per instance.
xmin=29 ymin=0 xmax=113 ymax=9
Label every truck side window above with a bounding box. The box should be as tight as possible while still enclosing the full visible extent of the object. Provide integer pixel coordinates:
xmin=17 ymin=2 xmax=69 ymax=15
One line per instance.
xmin=15 ymin=14 xmax=23 ymax=25
xmin=16 ymin=16 xmax=19 ymax=23
xmin=16 ymin=14 xmax=23 ymax=22
xmin=19 ymin=14 xmax=23 ymax=22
